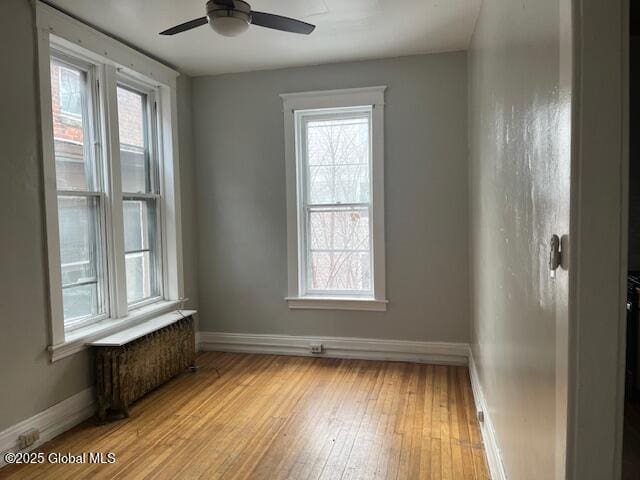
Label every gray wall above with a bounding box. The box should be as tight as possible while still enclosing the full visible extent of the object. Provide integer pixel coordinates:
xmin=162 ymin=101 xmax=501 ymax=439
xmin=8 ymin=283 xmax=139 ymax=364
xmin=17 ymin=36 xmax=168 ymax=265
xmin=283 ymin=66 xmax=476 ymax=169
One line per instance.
xmin=192 ymin=53 xmax=470 ymax=342
xmin=467 ymin=0 xmax=571 ymax=478
xmin=0 ymin=0 xmax=197 ymax=431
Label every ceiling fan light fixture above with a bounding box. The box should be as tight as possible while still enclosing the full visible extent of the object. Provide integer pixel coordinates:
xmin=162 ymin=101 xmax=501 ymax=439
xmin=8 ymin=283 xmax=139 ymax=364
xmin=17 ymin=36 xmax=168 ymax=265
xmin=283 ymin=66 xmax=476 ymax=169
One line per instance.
xmin=209 ymin=14 xmax=250 ymax=37
xmin=160 ymin=0 xmax=315 ymax=37
xmin=207 ymin=0 xmax=251 ymax=37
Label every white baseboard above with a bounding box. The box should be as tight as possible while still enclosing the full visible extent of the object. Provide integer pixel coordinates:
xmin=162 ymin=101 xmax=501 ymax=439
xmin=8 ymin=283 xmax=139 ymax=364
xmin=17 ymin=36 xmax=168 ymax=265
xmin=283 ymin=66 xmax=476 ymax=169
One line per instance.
xmin=0 ymin=388 xmax=95 ymax=468
xmin=198 ymin=331 xmax=470 ymax=366
xmin=468 ymin=353 xmax=507 ymax=480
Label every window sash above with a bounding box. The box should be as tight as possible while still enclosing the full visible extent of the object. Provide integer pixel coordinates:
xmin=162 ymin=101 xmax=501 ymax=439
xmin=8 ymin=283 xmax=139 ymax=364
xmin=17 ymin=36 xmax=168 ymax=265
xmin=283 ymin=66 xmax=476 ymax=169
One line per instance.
xmin=117 ymin=82 xmax=160 ymax=196
xmin=57 ymin=192 xmax=109 ymax=332
xmin=51 ymin=52 xmax=103 ymax=193
xmin=297 ymin=107 xmax=375 ymax=298
xmin=123 ymin=194 xmax=163 ymax=307
xmin=302 ymin=204 xmax=374 ymax=297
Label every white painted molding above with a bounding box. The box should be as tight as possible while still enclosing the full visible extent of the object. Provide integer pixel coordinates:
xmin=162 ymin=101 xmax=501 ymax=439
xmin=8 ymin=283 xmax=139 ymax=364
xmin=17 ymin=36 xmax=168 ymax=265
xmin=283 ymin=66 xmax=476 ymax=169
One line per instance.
xmin=285 ymin=297 xmax=388 ymax=312
xmin=0 ymin=388 xmax=95 ymax=468
xmin=199 ymin=332 xmax=469 ymax=366
xmin=280 ymin=86 xmax=387 ymax=110
xmin=468 ymin=353 xmax=508 ymax=480
xmin=35 ymin=1 xmax=178 ymax=87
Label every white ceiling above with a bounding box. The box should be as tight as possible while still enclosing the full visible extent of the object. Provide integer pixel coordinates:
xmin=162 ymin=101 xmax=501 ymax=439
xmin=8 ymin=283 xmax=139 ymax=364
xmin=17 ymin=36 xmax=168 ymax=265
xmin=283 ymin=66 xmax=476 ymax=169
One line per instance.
xmin=47 ymin=0 xmax=482 ymax=76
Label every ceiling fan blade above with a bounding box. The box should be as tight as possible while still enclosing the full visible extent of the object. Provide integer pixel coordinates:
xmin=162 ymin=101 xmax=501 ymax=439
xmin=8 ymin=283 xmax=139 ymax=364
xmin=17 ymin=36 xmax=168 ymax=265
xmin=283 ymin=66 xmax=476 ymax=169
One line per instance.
xmin=250 ymin=11 xmax=315 ymax=35
xmin=160 ymin=17 xmax=208 ymax=35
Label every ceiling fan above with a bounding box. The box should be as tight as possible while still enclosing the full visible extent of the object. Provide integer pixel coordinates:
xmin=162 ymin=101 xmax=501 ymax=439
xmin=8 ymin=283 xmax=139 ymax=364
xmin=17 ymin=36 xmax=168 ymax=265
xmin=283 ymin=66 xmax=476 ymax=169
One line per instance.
xmin=160 ymin=0 xmax=316 ymax=38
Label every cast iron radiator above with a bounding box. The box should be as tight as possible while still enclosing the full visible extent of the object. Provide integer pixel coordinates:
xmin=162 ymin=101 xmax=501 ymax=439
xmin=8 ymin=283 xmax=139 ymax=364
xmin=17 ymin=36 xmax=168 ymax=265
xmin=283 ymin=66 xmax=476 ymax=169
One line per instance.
xmin=95 ymin=314 xmax=195 ymax=421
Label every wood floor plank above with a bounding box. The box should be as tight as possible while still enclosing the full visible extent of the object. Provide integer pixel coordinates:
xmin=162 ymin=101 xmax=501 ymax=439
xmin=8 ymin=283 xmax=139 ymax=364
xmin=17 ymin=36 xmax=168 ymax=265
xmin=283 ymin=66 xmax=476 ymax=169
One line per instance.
xmin=419 ymin=365 xmax=435 ymax=479
xmin=316 ymin=361 xmax=374 ymax=480
xmin=0 ymin=353 xmax=489 ymax=480
xmin=340 ymin=361 xmax=391 ymax=480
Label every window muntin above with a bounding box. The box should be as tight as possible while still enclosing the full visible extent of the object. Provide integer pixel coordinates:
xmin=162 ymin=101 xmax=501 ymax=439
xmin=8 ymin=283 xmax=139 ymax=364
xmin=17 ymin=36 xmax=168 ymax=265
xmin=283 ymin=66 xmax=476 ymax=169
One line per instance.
xmin=117 ymin=84 xmax=163 ymax=306
xmin=298 ymin=108 xmax=374 ymax=296
xmin=50 ymin=55 xmax=108 ymax=329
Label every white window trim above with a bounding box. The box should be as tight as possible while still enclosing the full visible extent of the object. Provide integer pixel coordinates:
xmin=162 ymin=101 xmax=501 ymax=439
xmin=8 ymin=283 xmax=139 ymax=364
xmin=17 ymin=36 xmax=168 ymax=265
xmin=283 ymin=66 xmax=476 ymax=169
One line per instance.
xmin=35 ymin=1 xmax=184 ymax=361
xmin=281 ymin=86 xmax=388 ymax=311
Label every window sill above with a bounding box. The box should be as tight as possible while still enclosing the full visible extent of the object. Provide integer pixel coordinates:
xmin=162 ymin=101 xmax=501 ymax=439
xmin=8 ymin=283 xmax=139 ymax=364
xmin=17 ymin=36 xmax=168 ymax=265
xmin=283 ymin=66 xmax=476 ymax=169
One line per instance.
xmin=285 ymin=297 xmax=388 ymax=312
xmin=48 ymin=300 xmax=184 ymax=362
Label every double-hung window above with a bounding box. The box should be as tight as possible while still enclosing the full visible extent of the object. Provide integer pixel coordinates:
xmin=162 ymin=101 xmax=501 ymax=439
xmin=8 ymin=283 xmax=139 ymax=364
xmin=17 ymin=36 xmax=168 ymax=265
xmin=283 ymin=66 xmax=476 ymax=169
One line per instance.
xmin=50 ymin=54 xmax=108 ymax=330
xmin=282 ymin=87 xmax=388 ymax=311
xmin=37 ymin=3 xmax=183 ymax=360
xmin=117 ymin=84 xmax=163 ymax=307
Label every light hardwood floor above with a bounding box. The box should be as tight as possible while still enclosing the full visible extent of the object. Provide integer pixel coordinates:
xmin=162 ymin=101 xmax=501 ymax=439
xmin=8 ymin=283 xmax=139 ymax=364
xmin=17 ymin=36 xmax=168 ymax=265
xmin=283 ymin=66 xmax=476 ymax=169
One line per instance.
xmin=0 ymin=352 xmax=489 ymax=479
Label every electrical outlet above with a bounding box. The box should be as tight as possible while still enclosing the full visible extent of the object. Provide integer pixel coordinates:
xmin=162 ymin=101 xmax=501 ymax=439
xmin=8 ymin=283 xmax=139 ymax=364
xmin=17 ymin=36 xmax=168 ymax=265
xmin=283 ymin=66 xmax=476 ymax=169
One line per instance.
xmin=18 ymin=428 xmax=40 ymax=449
xmin=310 ymin=343 xmax=323 ymax=354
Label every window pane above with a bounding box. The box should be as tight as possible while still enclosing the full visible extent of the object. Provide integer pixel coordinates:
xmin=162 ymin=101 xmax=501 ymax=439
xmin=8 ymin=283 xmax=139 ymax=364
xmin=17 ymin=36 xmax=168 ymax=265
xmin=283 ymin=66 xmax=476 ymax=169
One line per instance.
xmin=59 ymin=67 xmax=82 ymax=116
xmin=58 ymin=195 xmax=104 ymax=323
xmin=123 ymin=199 xmax=153 ymax=252
xmin=123 ymin=199 xmax=160 ymax=304
xmin=307 ymin=208 xmax=371 ymax=293
xmin=125 ymin=252 xmax=156 ymax=304
xmin=306 ymin=115 xmax=370 ymax=204
xmin=309 ymin=208 xmax=370 ymax=251
xmin=63 ymin=284 xmax=99 ymax=322
xmin=308 ymin=164 xmax=370 ymax=204
xmin=309 ymin=252 xmax=371 ymax=292
xmin=117 ymin=86 xmax=152 ymax=194
xmin=50 ymin=60 xmax=93 ymax=191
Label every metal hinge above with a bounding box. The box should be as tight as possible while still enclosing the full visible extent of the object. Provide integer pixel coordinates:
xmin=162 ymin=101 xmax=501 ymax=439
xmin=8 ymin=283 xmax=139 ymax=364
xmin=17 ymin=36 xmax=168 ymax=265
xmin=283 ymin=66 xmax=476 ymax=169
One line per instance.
xmin=549 ymin=234 xmax=563 ymax=278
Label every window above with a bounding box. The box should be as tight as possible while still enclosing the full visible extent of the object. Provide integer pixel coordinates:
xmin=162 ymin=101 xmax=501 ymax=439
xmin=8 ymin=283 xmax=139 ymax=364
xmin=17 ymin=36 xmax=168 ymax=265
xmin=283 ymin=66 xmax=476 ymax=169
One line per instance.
xmin=49 ymin=52 xmax=168 ymax=330
xmin=301 ymin=109 xmax=373 ymax=295
xmin=117 ymin=85 xmax=162 ymax=306
xmin=282 ymin=87 xmax=387 ymax=311
xmin=50 ymin=56 xmax=108 ymax=330
xmin=37 ymin=2 xmax=184 ymax=361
